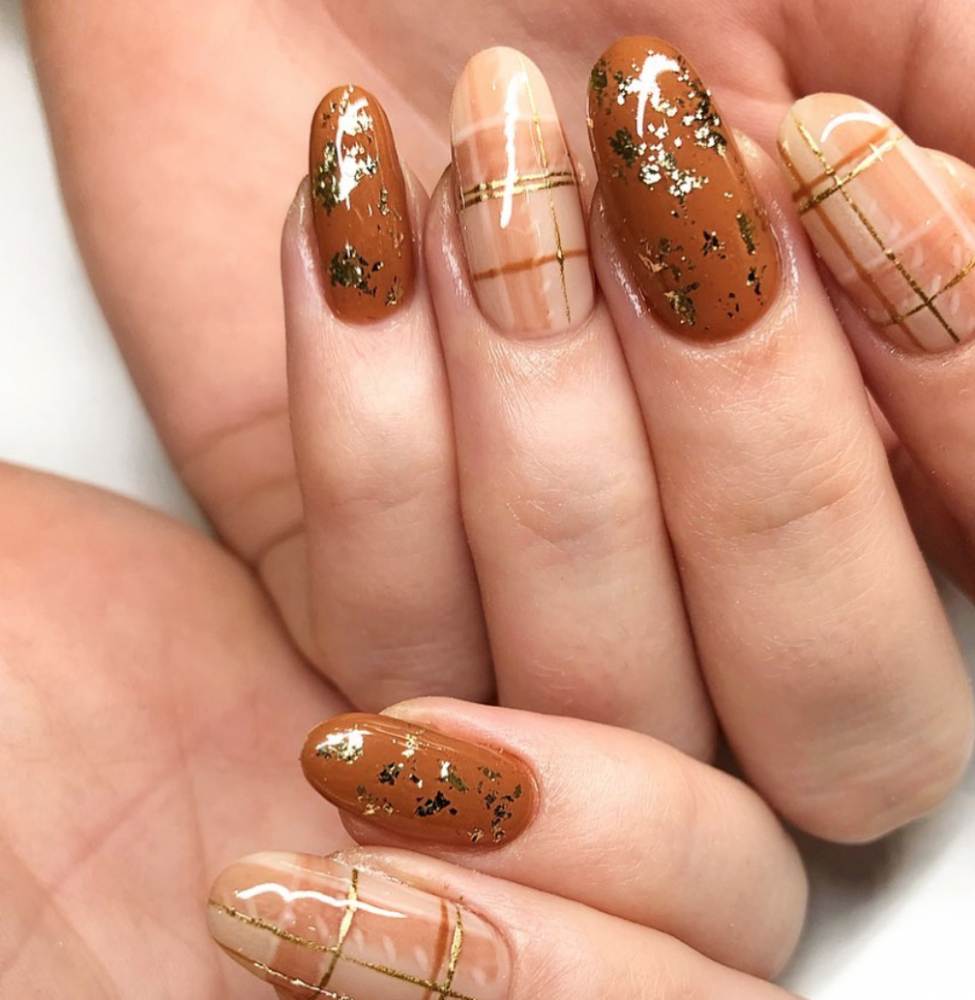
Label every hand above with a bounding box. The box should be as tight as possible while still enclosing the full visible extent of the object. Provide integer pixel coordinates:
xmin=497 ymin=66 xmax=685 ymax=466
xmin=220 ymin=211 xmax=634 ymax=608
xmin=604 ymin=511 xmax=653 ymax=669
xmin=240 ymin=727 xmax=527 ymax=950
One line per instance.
xmin=0 ymin=468 xmax=806 ymax=999
xmin=207 ymin=702 xmax=807 ymax=999
xmin=23 ymin=1 xmax=975 ymax=841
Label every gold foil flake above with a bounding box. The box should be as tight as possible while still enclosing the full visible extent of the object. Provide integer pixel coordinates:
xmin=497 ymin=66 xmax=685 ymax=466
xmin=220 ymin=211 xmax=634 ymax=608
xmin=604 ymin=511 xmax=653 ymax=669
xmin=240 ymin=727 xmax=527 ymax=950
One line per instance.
xmin=590 ymin=60 xmax=610 ymax=107
xmin=665 ymin=282 xmax=702 ymax=325
xmin=702 ymin=231 xmax=724 ymax=256
xmin=414 ymin=790 xmax=455 ymax=818
xmin=637 ymin=147 xmax=707 ymax=205
xmin=736 ymin=212 xmax=757 ymax=255
xmin=609 ymin=127 xmax=645 ymax=167
xmin=401 ymin=732 xmax=420 ymax=759
xmin=639 ymin=236 xmax=684 ymax=281
xmin=470 ymin=827 xmax=485 ymax=844
xmin=314 ymin=142 xmax=343 ymax=215
xmin=385 ymin=277 xmax=402 ymax=308
xmin=316 ymin=728 xmax=365 ymax=764
xmin=439 ymin=761 xmax=470 ymax=794
xmin=356 ymin=784 xmax=395 ymax=816
xmin=378 ymin=762 xmax=404 ymax=785
xmin=329 ymin=244 xmax=381 ymax=297
xmin=378 ymin=188 xmax=390 ymax=216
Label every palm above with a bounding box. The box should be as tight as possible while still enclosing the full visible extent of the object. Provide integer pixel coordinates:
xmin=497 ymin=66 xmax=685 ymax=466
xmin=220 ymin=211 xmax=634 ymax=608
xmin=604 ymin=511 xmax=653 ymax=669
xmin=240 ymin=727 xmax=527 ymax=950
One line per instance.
xmin=0 ymin=469 xmax=348 ymax=998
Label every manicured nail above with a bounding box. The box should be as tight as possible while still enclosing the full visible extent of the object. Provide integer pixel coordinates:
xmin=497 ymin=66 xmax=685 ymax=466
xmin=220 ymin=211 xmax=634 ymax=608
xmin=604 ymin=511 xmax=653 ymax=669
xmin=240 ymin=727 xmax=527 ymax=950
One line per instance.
xmin=588 ymin=37 xmax=780 ymax=338
xmin=309 ymin=85 xmax=414 ymax=323
xmin=778 ymin=94 xmax=975 ymax=353
xmin=301 ymin=713 xmax=535 ymax=846
xmin=451 ymin=47 xmax=594 ymax=333
xmin=207 ymin=852 xmax=511 ymax=1000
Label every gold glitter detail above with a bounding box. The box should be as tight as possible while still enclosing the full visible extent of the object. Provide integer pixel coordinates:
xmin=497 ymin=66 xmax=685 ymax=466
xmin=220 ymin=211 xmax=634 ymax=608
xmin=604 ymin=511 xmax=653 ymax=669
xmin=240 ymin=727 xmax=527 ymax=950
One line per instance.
xmin=316 ymin=729 xmax=365 ymax=765
xmin=208 ymin=898 xmax=485 ymax=1000
xmin=316 ymin=868 xmax=359 ymax=992
xmin=590 ymin=60 xmax=609 ymax=107
xmin=665 ymin=282 xmax=701 ymax=325
xmin=736 ymin=213 xmax=757 ymax=255
xmin=797 ymin=132 xmax=905 ymax=214
xmin=793 ymin=115 xmax=961 ymax=344
xmin=402 ymin=731 xmax=420 ymax=759
xmin=440 ymin=760 xmax=470 ymax=793
xmin=519 ymin=53 xmax=573 ymax=324
xmin=329 ymin=244 xmax=382 ymax=297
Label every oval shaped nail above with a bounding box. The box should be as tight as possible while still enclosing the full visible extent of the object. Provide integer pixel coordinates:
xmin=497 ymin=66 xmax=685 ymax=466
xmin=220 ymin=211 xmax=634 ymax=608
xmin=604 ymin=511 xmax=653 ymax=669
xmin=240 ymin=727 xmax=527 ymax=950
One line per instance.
xmin=588 ymin=37 xmax=780 ymax=338
xmin=309 ymin=85 xmax=414 ymax=323
xmin=207 ymin=851 xmax=511 ymax=1000
xmin=778 ymin=93 xmax=975 ymax=353
xmin=451 ymin=46 xmax=594 ymax=333
xmin=301 ymin=713 xmax=536 ymax=846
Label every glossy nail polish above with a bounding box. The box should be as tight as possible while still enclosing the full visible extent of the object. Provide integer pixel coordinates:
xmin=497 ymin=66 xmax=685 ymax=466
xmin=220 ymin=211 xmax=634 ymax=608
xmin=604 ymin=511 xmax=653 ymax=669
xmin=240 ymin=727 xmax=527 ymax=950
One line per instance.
xmin=207 ymin=852 xmax=511 ymax=1000
xmin=451 ymin=47 xmax=594 ymax=333
xmin=778 ymin=93 xmax=975 ymax=353
xmin=309 ymin=85 xmax=414 ymax=323
xmin=301 ymin=713 xmax=535 ymax=846
xmin=588 ymin=37 xmax=780 ymax=338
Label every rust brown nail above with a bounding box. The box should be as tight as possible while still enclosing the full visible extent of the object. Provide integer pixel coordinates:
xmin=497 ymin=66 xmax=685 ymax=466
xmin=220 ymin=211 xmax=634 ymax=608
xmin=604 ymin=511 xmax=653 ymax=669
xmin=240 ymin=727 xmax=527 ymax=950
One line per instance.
xmin=301 ymin=713 xmax=536 ymax=846
xmin=588 ymin=37 xmax=780 ymax=338
xmin=309 ymin=85 xmax=414 ymax=323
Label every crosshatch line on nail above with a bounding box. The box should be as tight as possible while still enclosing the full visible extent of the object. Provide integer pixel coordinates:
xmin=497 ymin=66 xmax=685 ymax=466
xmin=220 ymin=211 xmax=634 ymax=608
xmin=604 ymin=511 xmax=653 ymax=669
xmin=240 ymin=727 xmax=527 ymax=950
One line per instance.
xmin=778 ymin=137 xmax=924 ymax=350
xmin=797 ymin=132 xmax=905 ymax=214
xmin=791 ymin=115 xmax=961 ymax=345
xmin=316 ymin=867 xmax=359 ymax=992
xmin=790 ymin=125 xmax=898 ymax=203
xmin=519 ymin=51 xmax=573 ymax=324
xmin=472 ymin=249 xmax=588 ymax=281
xmin=208 ymin=896 xmax=484 ymax=1000
xmin=459 ymin=174 xmax=578 ymax=209
xmin=881 ymin=252 xmax=975 ymax=326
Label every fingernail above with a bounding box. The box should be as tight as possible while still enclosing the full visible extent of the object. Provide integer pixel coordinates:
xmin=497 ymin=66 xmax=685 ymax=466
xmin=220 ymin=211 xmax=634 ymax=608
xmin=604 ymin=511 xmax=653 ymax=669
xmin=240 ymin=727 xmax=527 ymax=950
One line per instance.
xmin=207 ymin=852 xmax=511 ymax=1000
xmin=451 ymin=46 xmax=594 ymax=334
xmin=301 ymin=713 xmax=535 ymax=846
xmin=588 ymin=37 xmax=780 ymax=338
xmin=309 ymin=85 xmax=414 ymax=323
xmin=778 ymin=93 xmax=975 ymax=353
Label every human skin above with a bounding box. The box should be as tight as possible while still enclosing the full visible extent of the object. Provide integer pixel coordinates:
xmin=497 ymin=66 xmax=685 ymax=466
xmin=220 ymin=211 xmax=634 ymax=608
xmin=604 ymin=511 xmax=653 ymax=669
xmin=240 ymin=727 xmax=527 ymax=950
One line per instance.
xmin=20 ymin=0 xmax=975 ymax=836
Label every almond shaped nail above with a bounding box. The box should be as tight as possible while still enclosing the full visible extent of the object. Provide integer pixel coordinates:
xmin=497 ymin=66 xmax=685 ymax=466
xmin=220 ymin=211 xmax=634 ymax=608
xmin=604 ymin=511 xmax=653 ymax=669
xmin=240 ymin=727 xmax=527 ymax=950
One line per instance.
xmin=207 ymin=852 xmax=511 ymax=1000
xmin=310 ymin=85 xmax=414 ymax=323
xmin=451 ymin=47 xmax=594 ymax=333
xmin=778 ymin=93 xmax=975 ymax=353
xmin=588 ymin=37 xmax=780 ymax=338
xmin=301 ymin=713 xmax=536 ymax=846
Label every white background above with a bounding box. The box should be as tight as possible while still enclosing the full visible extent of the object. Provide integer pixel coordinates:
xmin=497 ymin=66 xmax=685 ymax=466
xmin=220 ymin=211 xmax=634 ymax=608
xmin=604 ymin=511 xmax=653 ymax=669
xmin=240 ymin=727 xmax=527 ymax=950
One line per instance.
xmin=1 ymin=1 xmax=972 ymax=995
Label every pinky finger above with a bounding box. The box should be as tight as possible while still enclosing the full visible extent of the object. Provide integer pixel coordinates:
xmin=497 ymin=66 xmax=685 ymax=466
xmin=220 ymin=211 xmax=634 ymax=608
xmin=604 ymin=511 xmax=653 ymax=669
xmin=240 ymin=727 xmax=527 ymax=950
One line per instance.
xmin=208 ymin=850 xmax=799 ymax=1000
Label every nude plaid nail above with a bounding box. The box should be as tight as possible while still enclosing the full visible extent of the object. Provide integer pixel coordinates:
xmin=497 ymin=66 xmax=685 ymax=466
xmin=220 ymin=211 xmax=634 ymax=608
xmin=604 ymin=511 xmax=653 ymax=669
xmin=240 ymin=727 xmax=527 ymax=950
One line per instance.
xmin=778 ymin=93 xmax=975 ymax=352
xmin=207 ymin=852 xmax=510 ymax=1000
xmin=451 ymin=47 xmax=594 ymax=333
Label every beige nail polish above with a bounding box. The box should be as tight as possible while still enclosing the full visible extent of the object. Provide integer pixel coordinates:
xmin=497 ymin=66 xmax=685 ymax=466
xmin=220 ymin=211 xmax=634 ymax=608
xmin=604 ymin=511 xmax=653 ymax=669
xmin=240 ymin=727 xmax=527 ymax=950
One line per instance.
xmin=451 ymin=46 xmax=594 ymax=334
xmin=778 ymin=93 xmax=975 ymax=352
xmin=207 ymin=851 xmax=511 ymax=1000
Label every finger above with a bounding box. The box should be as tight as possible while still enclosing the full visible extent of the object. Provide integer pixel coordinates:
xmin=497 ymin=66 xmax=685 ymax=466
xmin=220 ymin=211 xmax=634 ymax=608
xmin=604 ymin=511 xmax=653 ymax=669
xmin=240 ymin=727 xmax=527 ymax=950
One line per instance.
xmin=587 ymin=39 xmax=974 ymax=842
xmin=425 ymin=47 xmax=713 ymax=755
xmin=207 ymin=849 xmax=800 ymax=1000
xmin=298 ymin=702 xmax=807 ymax=977
xmin=777 ymin=93 xmax=975 ymax=586
xmin=284 ymin=89 xmax=491 ymax=708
